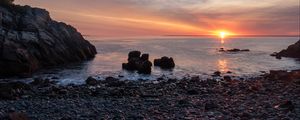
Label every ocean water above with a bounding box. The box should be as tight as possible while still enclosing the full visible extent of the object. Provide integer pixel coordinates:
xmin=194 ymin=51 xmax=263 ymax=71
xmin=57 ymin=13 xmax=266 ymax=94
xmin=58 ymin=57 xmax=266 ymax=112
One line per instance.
xmin=3 ymin=37 xmax=300 ymax=84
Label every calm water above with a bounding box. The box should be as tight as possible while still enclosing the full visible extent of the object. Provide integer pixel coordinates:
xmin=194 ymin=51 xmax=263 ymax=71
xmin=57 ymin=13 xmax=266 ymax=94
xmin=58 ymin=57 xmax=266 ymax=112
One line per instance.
xmin=4 ymin=37 xmax=300 ymax=84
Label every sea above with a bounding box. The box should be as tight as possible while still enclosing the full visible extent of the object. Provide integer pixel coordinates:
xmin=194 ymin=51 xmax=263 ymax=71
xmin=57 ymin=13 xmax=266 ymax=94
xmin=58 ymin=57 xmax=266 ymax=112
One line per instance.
xmin=3 ymin=37 xmax=300 ymax=85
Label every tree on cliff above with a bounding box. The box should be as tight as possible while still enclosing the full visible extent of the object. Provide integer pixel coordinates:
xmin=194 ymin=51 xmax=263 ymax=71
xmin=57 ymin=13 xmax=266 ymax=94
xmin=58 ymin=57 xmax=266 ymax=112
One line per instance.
xmin=0 ymin=0 xmax=14 ymax=5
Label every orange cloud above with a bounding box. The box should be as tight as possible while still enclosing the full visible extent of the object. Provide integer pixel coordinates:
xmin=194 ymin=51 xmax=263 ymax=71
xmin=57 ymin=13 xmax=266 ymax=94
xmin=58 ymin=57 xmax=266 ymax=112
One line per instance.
xmin=15 ymin=0 xmax=299 ymax=37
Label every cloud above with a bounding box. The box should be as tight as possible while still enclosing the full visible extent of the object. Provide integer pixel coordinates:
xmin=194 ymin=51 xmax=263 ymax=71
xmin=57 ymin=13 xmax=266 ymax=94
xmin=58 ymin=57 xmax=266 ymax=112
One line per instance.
xmin=15 ymin=0 xmax=299 ymax=36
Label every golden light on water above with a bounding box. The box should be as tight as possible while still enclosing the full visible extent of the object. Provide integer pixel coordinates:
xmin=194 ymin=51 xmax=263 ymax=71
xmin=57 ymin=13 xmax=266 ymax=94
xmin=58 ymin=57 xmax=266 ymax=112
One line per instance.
xmin=212 ymin=30 xmax=235 ymax=44
xmin=218 ymin=59 xmax=228 ymax=72
xmin=220 ymin=32 xmax=226 ymax=39
xmin=219 ymin=32 xmax=227 ymax=44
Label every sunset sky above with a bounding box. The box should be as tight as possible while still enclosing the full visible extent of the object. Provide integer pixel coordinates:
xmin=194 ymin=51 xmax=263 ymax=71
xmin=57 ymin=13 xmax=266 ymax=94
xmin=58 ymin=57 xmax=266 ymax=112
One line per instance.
xmin=15 ymin=0 xmax=299 ymax=37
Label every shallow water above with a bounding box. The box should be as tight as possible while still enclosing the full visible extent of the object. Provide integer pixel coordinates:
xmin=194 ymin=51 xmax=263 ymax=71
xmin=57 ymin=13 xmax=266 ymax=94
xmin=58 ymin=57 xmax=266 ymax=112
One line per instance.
xmin=2 ymin=37 xmax=300 ymax=84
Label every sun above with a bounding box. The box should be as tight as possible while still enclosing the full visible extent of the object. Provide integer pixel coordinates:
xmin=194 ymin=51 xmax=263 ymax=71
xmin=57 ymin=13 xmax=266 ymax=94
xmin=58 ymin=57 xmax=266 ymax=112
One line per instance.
xmin=212 ymin=30 xmax=235 ymax=38
xmin=220 ymin=32 xmax=227 ymax=39
xmin=212 ymin=30 xmax=234 ymax=44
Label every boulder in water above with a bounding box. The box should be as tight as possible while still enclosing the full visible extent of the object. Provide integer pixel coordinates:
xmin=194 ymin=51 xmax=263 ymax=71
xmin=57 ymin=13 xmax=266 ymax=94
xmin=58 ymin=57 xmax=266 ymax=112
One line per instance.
xmin=277 ymin=40 xmax=300 ymax=58
xmin=128 ymin=51 xmax=141 ymax=60
xmin=122 ymin=51 xmax=152 ymax=74
xmin=154 ymin=56 xmax=175 ymax=69
xmin=219 ymin=48 xmax=250 ymax=52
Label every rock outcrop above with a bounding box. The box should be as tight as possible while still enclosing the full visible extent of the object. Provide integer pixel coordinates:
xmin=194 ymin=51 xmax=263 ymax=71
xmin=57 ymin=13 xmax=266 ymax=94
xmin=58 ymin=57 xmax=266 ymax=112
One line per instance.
xmin=154 ymin=56 xmax=175 ymax=69
xmin=277 ymin=40 xmax=300 ymax=58
xmin=218 ymin=48 xmax=250 ymax=52
xmin=122 ymin=51 xmax=152 ymax=74
xmin=0 ymin=4 xmax=97 ymax=76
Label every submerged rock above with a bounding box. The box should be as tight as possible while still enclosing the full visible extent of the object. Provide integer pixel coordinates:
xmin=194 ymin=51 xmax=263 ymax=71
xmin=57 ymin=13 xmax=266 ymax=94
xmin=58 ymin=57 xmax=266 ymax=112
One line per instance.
xmin=154 ymin=56 xmax=175 ymax=69
xmin=277 ymin=40 xmax=300 ymax=58
xmin=0 ymin=4 xmax=97 ymax=77
xmin=122 ymin=51 xmax=152 ymax=74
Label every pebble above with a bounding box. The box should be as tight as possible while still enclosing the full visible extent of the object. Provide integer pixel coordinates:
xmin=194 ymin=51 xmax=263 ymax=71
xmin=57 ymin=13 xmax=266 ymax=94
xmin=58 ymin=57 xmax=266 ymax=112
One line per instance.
xmin=0 ymin=70 xmax=299 ymax=119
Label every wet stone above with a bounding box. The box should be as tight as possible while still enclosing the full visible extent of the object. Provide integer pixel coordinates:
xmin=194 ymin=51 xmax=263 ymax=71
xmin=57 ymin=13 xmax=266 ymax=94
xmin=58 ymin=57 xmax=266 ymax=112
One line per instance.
xmin=187 ymin=89 xmax=199 ymax=95
xmin=85 ymin=77 xmax=98 ymax=86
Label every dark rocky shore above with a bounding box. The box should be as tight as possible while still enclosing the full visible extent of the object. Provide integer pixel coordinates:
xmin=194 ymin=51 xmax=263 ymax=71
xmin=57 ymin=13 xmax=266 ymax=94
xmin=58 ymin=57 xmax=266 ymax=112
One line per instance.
xmin=271 ymin=40 xmax=300 ymax=59
xmin=0 ymin=70 xmax=299 ymax=119
xmin=277 ymin=40 xmax=300 ymax=58
xmin=0 ymin=3 xmax=97 ymax=77
xmin=0 ymin=1 xmax=300 ymax=120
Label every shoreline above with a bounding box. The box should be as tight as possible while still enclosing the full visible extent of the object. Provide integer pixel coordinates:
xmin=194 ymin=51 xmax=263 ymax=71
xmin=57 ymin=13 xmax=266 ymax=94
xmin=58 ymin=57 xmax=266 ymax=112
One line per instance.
xmin=0 ymin=70 xmax=299 ymax=119
xmin=1 ymin=2 xmax=299 ymax=120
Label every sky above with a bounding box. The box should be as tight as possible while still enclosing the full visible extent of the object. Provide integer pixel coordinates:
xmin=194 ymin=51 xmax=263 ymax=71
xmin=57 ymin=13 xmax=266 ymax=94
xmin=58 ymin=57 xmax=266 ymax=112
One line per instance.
xmin=15 ymin=0 xmax=300 ymax=37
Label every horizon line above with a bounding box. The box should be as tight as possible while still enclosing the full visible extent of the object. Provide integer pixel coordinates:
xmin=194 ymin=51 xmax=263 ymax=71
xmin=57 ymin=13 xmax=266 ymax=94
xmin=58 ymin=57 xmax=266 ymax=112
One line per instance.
xmin=164 ymin=34 xmax=300 ymax=37
xmin=83 ymin=34 xmax=300 ymax=38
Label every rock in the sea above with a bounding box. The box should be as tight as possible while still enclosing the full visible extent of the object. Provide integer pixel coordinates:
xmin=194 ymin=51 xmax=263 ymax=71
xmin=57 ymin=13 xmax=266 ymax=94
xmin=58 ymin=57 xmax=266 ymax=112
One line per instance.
xmin=219 ymin=48 xmax=250 ymax=52
xmin=0 ymin=4 xmax=97 ymax=76
xmin=270 ymin=52 xmax=282 ymax=59
xmin=137 ymin=60 xmax=152 ymax=74
xmin=276 ymin=55 xmax=282 ymax=59
xmin=213 ymin=71 xmax=221 ymax=77
xmin=270 ymin=52 xmax=278 ymax=57
xmin=154 ymin=56 xmax=175 ymax=69
xmin=128 ymin=51 xmax=141 ymax=60
xmin=122 ymin=51 xmax=152 ymax=74
xmin=140 ymin=53 xmax=149 ymax=61
xmin=277 ymin=40 xmax=300 ymax=58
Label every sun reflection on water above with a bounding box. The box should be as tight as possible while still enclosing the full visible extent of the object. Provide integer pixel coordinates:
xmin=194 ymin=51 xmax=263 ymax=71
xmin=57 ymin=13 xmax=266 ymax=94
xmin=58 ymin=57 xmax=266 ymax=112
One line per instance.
xmin=221 ymin=38 xmax=225 ymax=44
xmin=218 ymin=59 xmax=228 ymax=73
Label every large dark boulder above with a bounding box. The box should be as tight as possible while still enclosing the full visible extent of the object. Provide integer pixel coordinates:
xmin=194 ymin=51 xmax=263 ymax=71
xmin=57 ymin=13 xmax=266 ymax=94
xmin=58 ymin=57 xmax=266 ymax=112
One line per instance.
xmin=0 ymin=4 xmax=97 ymax=76
xmin=128 ymin=51 xmax=141 ymax=60
xmin=137 ymin=60 xmax=152 ymax=74
xmin=122 ymin=51 xmax=152 ymax=74
xmin=277 ymin=40 xmax=300 ymax=58
xmin=154 ymin=56 xmax=175 ymax=69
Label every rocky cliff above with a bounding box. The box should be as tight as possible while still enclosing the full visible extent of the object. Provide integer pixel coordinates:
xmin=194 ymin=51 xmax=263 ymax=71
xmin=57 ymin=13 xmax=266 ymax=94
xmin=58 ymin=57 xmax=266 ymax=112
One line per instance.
xmin=0 ymin=4 xmax=97 ymax=76
xmin=278 ymin=40 xmax=300 ymax=58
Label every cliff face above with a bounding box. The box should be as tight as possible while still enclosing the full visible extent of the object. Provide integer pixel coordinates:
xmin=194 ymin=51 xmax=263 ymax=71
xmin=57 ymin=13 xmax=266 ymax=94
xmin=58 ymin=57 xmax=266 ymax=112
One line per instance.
xmin=278 ymin=40 xmax=300 ymax=58
xmin=0 ymin=5 xmax=97 ymax=76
